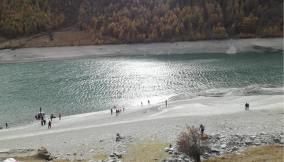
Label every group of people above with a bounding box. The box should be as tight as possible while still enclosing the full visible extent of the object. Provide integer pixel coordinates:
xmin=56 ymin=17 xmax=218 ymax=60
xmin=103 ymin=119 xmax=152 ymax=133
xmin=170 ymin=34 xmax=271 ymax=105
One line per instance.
xmin=140 ymin=99 xmax=168 ymax=108
xmin=35 ymin=107 xmax=62 ymax=129
xmin=111 ymin=106 xmax=125 ymax=116
xmin=140 ymin=100 xmax=151 ymax=106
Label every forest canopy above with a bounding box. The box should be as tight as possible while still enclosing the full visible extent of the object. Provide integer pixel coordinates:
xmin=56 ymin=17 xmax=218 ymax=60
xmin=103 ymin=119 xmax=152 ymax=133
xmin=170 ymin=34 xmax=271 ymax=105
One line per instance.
xmin=0 ymin=0 xmax=283 ymax=44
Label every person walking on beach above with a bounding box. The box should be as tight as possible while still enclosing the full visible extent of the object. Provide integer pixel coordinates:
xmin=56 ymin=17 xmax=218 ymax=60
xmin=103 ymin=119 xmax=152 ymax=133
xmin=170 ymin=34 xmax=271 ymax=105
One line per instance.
xmin=59 ymin=113 xmax=62 ymax=120
xmin=41 ymin=119 xmax=44 ymax=126
xmin=5 ymin=122 xmax=8 ymax=129
xmin=165 ymin=100 xmax=168 ymax=107
xmin=50 ymin=114 xmax=55 ymax=121
xmin=111 ymin=108 xmax=113 ymax=115
xmin=48 ymin=120 xmax=52 ymax=129
xmin=245 ymin=102 xmax=249 ymax=110
xmin=200 ymin=124 xmax=205 ymax=136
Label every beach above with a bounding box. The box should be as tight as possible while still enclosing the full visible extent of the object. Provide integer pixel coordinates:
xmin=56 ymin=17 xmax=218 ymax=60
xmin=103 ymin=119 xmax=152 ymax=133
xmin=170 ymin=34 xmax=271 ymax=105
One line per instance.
xmin=0 ymin=94 xmax=283 ymax=160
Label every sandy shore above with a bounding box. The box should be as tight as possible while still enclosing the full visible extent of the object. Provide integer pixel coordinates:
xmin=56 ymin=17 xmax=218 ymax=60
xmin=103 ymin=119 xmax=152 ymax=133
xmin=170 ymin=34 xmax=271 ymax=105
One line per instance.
xmin=0 ymin=38 xmax=282 ymax=64
xmin=0 ymin=94 xmax=283 ymax=160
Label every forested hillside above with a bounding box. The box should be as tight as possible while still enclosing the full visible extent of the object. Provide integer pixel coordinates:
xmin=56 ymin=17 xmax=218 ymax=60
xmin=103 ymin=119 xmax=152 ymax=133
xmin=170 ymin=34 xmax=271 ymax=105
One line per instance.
xmin=0 ymin=0 xmax=282 ymax=45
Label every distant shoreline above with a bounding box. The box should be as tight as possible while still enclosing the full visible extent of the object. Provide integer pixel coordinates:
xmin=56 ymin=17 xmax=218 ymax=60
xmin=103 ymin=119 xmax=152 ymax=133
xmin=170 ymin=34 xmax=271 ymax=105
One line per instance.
xmin=0 ymin=35 xmax=282 ymax=50
xmin=0 ymin=38 xmax=282 ymax=64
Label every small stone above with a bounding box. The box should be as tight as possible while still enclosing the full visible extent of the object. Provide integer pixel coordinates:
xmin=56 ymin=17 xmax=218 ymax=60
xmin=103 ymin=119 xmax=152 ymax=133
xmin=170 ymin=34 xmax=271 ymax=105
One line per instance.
xmin=220 ymin=144 xmax=227 ymax=149
xmin=164 ymin=147 xmax=170 ymax=152
xmin=245 ymin=140 xmax=253 ymax=145
xmin=249 ymin=136 xmax=255 ymax=141
xmin=280 ymin=138 xmax=284 ymax=144
xmin=273 ymin=138 xmax=281 ymax=143
xmin=232 ymin=146 xmax=238 ymax=151
xmin=203 ymin=153 xmax=210 ymax=159
xmin=211 ymin=147 xmax=221 ymax=153
xmin=255 ymin=142 xmax=261 ymax=146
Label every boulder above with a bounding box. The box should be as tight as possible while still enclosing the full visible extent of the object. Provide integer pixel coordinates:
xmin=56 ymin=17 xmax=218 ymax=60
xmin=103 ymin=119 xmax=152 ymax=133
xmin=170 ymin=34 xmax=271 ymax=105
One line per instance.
xmin=37 ymin=147 xmax=53 ymax=160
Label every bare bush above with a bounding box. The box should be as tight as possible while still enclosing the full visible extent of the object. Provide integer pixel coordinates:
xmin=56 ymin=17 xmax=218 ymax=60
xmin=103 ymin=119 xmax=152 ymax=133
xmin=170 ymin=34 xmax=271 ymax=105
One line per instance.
xmin=177 ymin=126 xmax=201 ymax=162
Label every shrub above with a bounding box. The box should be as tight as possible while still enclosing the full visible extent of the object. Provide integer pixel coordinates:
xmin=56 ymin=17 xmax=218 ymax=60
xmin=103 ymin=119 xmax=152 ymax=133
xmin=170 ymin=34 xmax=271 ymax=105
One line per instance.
xmin=177 ymin=126 xmax=201 ymax=162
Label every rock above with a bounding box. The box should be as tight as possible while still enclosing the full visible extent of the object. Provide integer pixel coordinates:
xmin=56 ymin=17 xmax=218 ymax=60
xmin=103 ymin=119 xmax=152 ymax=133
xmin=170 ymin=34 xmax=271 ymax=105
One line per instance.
xmin=254 ymin=141 xmax=261 ymax=146
xmin=280 ymin=138 xmax=284 ymax=144
xmin=245 ymin=140 xmax=253 ymax=145
xmin=164 ymin=147 xmax=170 ymax=152
xmin=273 ymin=138 xmax=281 ymax=143
xmin=202 ymin=153 xmax=210 ymax=159
xmin=89 ymin=149 xmax=95 ymax=153
xmin=210 ymin=147 xmax=221 ymax=154
xmin=220 ymin=144 xmax=227 ymax=149
xmin=250 ymin=136 xmax=256 ymax=140
xmin=232 ymin=146 xmax=238 ymax=151
xmin=110 ymin=153 xmax=122 ymax=159
xmin=37 ymin=147 xmax=53 ymax=160
xmin=168 ymin=148 xmax=174 ymax=154
xmin=109 ymin=154 xmax=115 ymax=158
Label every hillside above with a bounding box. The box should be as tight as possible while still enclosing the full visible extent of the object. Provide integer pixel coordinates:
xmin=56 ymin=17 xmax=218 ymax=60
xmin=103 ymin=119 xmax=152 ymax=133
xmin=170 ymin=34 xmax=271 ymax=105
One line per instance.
xmin=0 ymin=0 xmax=283 ymax=48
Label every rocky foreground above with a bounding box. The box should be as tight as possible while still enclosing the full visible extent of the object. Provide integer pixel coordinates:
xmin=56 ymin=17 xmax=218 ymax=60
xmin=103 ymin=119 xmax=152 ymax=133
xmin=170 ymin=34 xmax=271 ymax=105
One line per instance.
xmin=1 ymin=132 xmax=283 ymax=162
xmin=162 ymin=132 xmax=284 ymax=162
xmin=89 ymin=132 xmax=283 ymax=162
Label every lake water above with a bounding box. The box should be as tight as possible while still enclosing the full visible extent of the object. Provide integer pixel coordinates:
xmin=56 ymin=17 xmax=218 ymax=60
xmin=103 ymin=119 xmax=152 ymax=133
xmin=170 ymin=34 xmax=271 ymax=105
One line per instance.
xmin=0 ymin=50 xmax=283 ymax=126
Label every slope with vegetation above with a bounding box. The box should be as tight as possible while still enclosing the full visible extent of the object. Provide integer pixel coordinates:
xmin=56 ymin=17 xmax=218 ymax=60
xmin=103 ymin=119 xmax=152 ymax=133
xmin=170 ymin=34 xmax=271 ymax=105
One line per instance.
xmin=0 ymin=0 xmax=282 ymax=47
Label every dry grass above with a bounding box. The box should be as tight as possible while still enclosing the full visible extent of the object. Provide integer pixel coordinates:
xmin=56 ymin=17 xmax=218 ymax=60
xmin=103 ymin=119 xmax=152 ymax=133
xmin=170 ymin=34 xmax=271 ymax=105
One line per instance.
xmin=122 ymin=140 xmax=169 ymax=162
xmin=204 ymin=145 xmax=284 ymax=162
xmin=92 ymin=153 xmax=108 ymax=161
